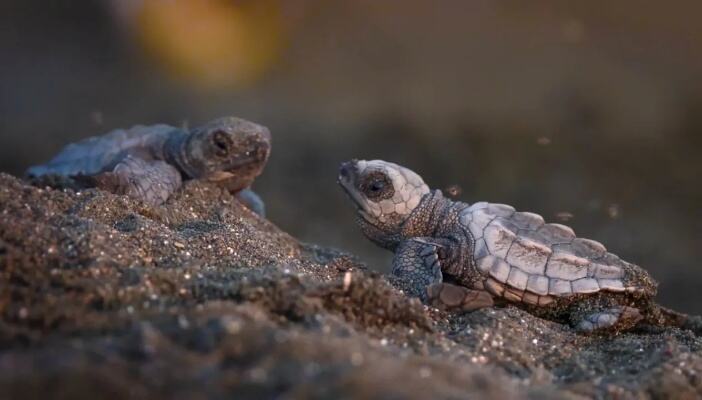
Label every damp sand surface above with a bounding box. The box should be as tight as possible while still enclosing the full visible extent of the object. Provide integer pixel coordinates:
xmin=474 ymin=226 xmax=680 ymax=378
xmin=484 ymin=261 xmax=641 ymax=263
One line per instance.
xmin=1 ymin=174 xmax=701 ymax=399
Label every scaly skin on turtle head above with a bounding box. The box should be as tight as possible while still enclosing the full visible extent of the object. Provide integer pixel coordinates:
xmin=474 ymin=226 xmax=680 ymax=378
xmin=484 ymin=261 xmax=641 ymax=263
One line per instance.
xmin=338 ymin=159 xmax=430 ymax=249
xmin=181 ymin=117 xmax=271 ymax=192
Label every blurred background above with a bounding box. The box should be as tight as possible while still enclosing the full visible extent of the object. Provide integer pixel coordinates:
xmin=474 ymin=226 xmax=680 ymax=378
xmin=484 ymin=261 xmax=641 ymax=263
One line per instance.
xmin=0 ymin=1 xmax=700 ymax=312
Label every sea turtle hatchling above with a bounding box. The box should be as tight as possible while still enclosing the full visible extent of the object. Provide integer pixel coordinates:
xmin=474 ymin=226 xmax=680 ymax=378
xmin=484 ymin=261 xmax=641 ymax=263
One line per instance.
xmin=27 ymin=116 xmax=271 ymax=215
xmin=338 ymin=159 xmax=689 ymax=333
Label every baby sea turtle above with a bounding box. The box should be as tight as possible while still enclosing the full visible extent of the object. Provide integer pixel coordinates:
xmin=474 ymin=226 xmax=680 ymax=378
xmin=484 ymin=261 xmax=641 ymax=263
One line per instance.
xmin=338 ymin=159 xmax=688 ymax=333
xmin=27 ymin=116 xmax=271 ymax=215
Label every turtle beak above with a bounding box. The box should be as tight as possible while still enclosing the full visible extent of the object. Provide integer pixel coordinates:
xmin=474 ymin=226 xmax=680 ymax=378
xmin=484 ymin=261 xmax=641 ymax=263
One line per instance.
xmin=222 ymin=132 xmax=271 ymax=172
xmin=204 ymin=131 xmax=271 ymax=191
xmin=338 ymin=160 xmax=372 ymax=218
xmin=338 ymin=160 xmax=355 ymax=183
xmin=247 ymin=127 xmax=271 ymax=164
xmin=337 ymin=159 xmax=359 ymax=193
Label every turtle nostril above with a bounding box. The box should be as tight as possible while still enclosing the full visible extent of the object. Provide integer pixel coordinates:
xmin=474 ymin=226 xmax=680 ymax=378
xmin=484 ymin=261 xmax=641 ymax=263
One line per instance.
xmin=339 ymin=163 xmax=351 ymax=179
xmin=248 ymin=143 xmax=268 ymax=162
xmin=256 ymin=144 xmax=269 ymax=161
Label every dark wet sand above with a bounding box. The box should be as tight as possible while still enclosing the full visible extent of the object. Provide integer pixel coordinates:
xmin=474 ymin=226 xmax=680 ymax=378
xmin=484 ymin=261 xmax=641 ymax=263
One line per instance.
xmin=1 ymin=174 xmax=700 ymax=399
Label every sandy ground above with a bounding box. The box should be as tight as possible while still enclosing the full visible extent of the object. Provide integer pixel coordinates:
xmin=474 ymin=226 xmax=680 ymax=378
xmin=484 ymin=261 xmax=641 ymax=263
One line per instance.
xmin=1 ymin=173 xmax=701 ymax=399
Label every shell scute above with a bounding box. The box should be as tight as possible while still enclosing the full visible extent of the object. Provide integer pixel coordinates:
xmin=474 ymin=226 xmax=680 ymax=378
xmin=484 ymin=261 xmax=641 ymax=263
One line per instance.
xmin=506 ymin=268 xmax=529 ymax=291
xmin=468 ymin=221 xmax=484 ymax=240
xmin=484 ymin=223 xmax=516 ymax=259
xmin=598 ymin=279 xmax=625 ymax=292
xmin=476 ymin=255 xmax=493 ymax=274
xmin=505 ymin=237 xmax=550 ymax=275
xmin=589 ymin=263 xmax=624 ymax=280
xmin=549 ymin=279 xmax=573 ymax=295
xmin=545 ymin=253 xmax=588 ymax=280
xmin=572 ymin=278 xmax=600 ymax=293
xmin=537 ymin=223 xmax=576 ymax=243
xmin=486 ymin=203 xmax=515 ymax=218
xmin=526 ymin=275 xmax=549 ymax=295
xmin=511 ymin=212 xmax=545 ymax=231
xmin=473 ymin=238 xmax=489 ymax=259
xmin=470 ymin=209 xmax=494 ymax=233
xmin=489 ymin=257 xmax=511 ymax=282
xmin=572 ymin=238 xmax=607 ymax=258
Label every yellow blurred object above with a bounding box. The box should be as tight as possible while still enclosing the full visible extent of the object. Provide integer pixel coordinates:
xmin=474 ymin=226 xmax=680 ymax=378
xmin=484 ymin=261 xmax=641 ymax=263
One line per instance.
xmin=134 ymin=0 xmax=283 ymax=89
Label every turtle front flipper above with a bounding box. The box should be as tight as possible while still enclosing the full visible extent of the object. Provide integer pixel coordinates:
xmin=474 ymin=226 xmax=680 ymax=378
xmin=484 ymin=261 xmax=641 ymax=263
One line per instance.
xmin=392 ymin=238 xmax=494 ymax=311
xmin=235 ymin=188 xmax=266 ymax=217
xmin=94 ymin=155 xmax=182 ymax=206
xmin=390 ymin=238 xmax=448 ymax=302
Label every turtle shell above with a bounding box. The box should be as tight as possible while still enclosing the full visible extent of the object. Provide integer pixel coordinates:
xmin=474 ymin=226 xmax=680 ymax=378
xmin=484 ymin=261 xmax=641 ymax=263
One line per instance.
xmin=26 ymin=124 xmax=177 ymax=177
xmin=458 ymin=202 xmax=656 ymax=306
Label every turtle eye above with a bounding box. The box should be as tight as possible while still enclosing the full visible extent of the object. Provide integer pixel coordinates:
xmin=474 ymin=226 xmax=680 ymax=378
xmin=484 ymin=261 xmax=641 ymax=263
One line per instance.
xmin=362 ymin=173 xmax=393 ymax=200
xmin=212 ymin=131 xmax=231 ymax=157
xmin=369 ymin=180 xmax=385 ymax=192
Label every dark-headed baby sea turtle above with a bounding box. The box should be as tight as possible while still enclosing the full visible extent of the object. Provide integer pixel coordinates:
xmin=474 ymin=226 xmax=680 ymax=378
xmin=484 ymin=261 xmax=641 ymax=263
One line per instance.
xmin=27 ymin=116 xmax=271 ymax=215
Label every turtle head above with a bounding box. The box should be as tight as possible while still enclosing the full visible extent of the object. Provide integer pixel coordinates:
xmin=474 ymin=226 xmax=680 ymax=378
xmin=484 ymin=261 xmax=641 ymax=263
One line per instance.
xmin=338 ymin=159 xmax=430 ymax=248
xmin=185 ymin=117 xmax=271 ymax=191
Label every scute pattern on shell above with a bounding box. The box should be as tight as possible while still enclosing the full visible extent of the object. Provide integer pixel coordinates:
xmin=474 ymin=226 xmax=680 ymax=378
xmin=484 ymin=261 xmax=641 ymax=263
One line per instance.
xmin=460 ymin=203 xmax=649 ymax=303
xmin=26 ymin=125 xmax=176 ymax=177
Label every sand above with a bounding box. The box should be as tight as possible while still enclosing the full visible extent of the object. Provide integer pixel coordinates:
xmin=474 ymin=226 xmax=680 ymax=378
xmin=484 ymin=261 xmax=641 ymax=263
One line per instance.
xmin=1 ymin=173 xmax=700 ymax=399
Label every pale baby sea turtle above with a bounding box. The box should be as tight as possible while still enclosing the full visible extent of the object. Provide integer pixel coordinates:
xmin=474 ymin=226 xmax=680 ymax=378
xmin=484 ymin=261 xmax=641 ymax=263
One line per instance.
xmin=338 ymin=159 xmax=689 ymax=333
xmin=27 ymin=116 xmax=271 ymax=215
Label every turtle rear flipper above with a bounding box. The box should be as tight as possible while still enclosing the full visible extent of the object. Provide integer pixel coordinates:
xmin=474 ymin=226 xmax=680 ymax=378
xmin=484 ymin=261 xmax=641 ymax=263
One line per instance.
xmin=427 ymin=282 xmax=494 ymax=312
xmin=573 ymin=306 xmax=643 ymax=333
xmin=27 ymin=173 xmax=89 ymax=192
xmin=94 ymin=155 xmax=182 ymax=206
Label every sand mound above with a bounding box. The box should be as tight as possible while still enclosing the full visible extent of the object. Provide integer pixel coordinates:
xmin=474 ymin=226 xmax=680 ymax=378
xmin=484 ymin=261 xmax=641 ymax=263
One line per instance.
xmin=1 ymin=174 xmax=700 ymax=399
